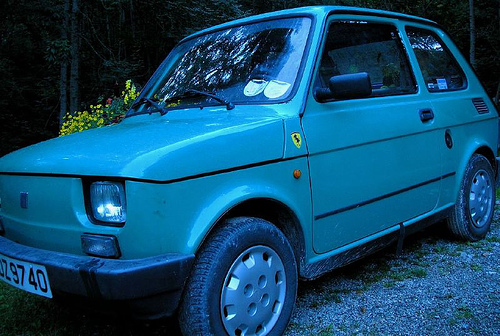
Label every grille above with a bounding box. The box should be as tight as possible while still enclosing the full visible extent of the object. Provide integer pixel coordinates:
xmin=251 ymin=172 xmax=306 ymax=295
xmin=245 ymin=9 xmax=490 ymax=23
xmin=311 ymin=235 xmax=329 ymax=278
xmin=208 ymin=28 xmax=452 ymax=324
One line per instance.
xmin=472 ymin=98 xmax=489 ymax=114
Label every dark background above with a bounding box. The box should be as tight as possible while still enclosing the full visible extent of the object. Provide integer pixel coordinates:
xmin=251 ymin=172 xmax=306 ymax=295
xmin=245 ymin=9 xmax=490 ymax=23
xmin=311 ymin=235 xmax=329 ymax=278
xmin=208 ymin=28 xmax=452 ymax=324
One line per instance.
xmin=0 ymin=0 xmax=498 ymax=156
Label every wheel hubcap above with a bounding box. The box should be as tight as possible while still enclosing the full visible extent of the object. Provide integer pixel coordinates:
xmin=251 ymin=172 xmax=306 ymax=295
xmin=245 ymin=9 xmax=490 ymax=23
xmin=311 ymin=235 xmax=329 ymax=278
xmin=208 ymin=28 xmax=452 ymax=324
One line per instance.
xmin=220 ymin=245 xmax=286 ymax=336
xmin=469 ymin=169 xmax=493 ymax=228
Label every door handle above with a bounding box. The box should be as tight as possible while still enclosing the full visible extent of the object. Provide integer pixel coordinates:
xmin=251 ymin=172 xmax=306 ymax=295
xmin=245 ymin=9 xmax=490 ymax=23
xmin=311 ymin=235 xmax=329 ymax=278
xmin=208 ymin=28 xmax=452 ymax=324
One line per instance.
xmin=419 ymin=109 xmax=434 ymax=122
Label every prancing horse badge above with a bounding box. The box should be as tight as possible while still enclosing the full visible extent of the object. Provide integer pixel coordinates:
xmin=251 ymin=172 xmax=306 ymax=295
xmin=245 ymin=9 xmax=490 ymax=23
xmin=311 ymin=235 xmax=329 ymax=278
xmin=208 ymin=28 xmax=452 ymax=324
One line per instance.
xmin=291 ymin=132 xmax=302 ymax=149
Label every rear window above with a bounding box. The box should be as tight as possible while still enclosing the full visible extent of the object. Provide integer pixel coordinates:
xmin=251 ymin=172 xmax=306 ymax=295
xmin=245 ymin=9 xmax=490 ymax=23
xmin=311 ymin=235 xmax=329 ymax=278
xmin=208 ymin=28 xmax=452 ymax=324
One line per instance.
xmin=406 ymin=27 xmax=467 ymax=92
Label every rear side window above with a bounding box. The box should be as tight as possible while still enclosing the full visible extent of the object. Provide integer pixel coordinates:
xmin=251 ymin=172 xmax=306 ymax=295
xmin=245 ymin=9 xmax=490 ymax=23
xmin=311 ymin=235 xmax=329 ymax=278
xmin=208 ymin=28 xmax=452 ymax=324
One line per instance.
xmin=316 ymin=21 xmax=416 ymax=98
xmin=406 ymin=27 xmax=467 ymax=92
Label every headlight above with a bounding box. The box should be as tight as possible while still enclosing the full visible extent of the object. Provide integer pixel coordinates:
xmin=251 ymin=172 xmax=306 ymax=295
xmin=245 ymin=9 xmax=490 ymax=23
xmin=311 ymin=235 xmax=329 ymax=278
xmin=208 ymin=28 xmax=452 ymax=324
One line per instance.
xmin=89 ymin=181 xmax=127 ymax=223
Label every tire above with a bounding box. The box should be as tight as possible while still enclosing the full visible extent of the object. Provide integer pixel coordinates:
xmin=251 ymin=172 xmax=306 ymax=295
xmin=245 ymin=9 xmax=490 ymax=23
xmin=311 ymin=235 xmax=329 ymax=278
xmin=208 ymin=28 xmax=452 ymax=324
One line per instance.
xmin=448 ymin=154 xmax=496 ymax=241
xmin=178 ymin=217 xmax=298 ymax=336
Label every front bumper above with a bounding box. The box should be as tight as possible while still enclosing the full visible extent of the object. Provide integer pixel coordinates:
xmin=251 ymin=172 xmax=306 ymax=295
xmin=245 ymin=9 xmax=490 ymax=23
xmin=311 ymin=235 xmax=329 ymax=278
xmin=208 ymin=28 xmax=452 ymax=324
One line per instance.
xmin=0 ymin=235 xmax=194 ymax=316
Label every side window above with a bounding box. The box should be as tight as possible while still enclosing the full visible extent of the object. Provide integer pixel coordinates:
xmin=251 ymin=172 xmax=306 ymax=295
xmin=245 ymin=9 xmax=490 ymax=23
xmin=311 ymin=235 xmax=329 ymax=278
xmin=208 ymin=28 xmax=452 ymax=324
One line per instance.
xmin=406 ymin=27 xmax=467 ymax=92
xmin=316 ymin=21 xmax=416 ymax=99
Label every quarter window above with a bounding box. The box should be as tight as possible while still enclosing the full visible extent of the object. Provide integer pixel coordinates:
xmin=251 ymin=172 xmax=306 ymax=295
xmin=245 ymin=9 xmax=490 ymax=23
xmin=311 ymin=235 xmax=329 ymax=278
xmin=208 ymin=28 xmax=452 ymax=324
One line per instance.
xmin=316 ymin=21 xmax=416 ymax=100
xmin=406 ymin=27 xmax=467 ymax=92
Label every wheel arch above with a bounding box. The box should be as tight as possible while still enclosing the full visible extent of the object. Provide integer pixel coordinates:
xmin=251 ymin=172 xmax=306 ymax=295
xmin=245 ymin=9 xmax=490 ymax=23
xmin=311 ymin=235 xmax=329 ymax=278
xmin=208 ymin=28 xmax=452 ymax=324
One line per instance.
xmin=454 ymin=143 xmax=497 ymax=199
xmin=198 ymin=198 xmax=307 ymax=277
xmin=475 ymin=145 xmax=497 ymax=179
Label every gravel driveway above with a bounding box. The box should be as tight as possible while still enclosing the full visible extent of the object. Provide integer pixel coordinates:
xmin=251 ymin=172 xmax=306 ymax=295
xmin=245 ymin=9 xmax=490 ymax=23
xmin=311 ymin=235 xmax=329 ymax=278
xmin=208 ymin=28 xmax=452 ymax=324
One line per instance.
xmin=285 ymin=208 xmax=500 ymax=336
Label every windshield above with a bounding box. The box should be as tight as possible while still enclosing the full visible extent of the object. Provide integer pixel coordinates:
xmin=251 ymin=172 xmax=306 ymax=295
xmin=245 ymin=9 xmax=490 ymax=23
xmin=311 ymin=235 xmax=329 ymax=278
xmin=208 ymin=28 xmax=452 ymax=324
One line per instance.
xmin=128 ymin=17 xmax=311 ymax=115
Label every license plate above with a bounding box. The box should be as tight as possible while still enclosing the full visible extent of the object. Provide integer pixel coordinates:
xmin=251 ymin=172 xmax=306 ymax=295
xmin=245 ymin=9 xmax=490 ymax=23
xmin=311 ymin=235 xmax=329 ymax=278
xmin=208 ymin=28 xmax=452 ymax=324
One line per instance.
xmin=0 ymin=254 xmax=53 ymax=298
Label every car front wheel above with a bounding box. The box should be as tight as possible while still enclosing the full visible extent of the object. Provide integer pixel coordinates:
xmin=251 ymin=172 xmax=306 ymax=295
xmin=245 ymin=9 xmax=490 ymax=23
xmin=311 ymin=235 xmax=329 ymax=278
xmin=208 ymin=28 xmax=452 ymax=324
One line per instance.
xmin=178 ymin=217 xmax=297 ymax=336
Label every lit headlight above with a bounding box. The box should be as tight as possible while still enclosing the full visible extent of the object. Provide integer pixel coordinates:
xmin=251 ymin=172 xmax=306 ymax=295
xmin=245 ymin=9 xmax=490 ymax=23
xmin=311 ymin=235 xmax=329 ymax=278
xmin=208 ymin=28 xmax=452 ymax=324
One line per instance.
xmin=90 ymin=181 xmax=127 ymax=223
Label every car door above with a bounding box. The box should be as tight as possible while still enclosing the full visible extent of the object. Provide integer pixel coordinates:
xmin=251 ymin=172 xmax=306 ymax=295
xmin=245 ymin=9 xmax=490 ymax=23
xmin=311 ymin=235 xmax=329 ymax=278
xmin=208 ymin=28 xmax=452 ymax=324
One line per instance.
xmin=301 ymin=18 xmax=443 ymax=254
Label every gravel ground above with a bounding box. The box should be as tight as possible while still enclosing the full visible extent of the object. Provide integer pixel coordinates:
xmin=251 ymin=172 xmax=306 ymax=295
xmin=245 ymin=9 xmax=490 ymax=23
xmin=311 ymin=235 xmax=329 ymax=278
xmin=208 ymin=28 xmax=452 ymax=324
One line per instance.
xmin=284 ymin=208 xmax=500 ymax=336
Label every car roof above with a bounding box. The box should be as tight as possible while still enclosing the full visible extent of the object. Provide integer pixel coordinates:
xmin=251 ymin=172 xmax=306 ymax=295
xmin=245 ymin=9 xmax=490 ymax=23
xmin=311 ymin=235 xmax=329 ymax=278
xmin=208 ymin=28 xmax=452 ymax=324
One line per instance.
xmin=180 ymin=6 xmax=437 ymax=43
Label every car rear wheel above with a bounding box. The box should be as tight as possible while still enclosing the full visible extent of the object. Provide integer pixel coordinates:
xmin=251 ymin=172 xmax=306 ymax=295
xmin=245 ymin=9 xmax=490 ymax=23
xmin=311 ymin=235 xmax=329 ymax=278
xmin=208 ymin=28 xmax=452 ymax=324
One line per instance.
xmin=178 ymin=217 xmax=297 ymax=336
xmin=448 ymin=154 xmax=495 ymax=241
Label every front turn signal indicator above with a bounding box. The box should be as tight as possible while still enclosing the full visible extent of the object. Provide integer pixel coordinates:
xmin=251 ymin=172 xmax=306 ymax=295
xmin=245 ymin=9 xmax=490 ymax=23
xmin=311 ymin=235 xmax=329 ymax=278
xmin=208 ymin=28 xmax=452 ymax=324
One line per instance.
xmin=293 ymin=170 xmax=301 ymax=179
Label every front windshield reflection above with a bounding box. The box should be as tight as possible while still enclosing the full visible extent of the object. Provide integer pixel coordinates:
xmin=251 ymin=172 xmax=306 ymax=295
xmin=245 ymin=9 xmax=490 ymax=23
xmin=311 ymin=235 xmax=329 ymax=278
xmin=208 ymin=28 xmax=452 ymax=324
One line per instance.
xmin=130 ymin=17 xmax=311 ymax=115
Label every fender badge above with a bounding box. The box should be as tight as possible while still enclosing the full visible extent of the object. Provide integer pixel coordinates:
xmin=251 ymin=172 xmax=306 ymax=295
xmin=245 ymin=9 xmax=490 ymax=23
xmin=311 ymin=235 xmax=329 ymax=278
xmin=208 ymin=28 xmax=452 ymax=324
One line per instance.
xmin=291 ymin=132 xmax=302 ymax=149
xmin=20 ymin=192 xmax=28 ymax=209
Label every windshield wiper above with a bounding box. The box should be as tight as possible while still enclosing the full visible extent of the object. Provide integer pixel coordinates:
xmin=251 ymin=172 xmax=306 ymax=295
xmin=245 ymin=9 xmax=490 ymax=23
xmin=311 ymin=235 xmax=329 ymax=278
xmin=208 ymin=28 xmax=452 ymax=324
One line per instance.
xmin=131 ymin=97 xmax=169 ymax=116
xmin=164 ymin=89 xmax=235 ymax=110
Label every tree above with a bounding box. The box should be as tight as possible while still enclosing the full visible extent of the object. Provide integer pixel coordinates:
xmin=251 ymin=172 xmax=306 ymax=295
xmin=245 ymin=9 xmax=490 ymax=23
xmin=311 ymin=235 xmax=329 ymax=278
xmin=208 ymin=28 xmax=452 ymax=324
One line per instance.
xmin=69 ymin=0 xmax=80 ymax=115
xmin=496 ymin=0 xmax=500 ymax=104
xmin=469 ymin=0 xmax=476 ymax=68
xmin=59 ymin=0 xmax=70 ymax=126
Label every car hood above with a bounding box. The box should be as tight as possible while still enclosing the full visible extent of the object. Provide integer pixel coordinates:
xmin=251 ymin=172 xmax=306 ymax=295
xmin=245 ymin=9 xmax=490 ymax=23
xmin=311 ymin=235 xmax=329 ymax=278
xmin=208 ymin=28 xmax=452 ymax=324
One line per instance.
xmin=0 ymin=108 xmax=285 ymax=181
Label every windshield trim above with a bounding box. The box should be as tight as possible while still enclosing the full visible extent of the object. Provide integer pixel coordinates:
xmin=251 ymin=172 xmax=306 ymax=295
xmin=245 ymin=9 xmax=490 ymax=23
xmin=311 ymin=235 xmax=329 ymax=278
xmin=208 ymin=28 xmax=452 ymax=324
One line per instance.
xmin=179 ymin=13 xmax=315 ymax=46
xmin=126 ymin=14 xmax=316 ymax=118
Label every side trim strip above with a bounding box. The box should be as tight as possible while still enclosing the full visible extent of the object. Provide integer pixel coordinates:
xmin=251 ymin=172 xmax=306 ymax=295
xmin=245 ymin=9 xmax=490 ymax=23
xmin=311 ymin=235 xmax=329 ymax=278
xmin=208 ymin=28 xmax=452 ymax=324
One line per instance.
xmin=314 ymin=172 xmax=455 ymax=220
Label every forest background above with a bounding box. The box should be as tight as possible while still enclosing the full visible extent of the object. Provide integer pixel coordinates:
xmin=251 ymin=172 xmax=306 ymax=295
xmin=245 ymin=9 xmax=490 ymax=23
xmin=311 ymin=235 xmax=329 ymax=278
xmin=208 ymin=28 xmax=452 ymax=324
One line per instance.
xmin=0 ymin=0 xmax=498 ymax=156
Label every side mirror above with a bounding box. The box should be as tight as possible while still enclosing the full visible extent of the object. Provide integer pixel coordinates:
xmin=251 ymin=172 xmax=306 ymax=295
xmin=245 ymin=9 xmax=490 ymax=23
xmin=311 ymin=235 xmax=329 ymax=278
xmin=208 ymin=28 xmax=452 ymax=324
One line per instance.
xmin=315 ymin=72 xmax=372 ymax=102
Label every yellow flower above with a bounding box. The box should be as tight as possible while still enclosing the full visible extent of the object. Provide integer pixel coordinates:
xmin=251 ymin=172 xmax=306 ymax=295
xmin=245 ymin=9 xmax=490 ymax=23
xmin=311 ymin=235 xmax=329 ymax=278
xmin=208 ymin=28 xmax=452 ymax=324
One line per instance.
xmin=60 ymin=79 xmax=138 ymax=136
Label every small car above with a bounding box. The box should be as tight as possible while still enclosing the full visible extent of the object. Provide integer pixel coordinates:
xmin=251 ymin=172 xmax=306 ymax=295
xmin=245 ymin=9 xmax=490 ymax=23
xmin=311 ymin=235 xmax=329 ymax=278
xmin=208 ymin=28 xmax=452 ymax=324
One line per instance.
xmin=0 ymin=5 xmax=498 ymax=336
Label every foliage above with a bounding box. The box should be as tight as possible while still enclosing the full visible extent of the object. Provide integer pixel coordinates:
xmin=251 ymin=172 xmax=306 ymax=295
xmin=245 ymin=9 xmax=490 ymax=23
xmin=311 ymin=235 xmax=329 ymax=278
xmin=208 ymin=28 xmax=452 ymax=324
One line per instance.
xmin=59 ymin=80 xmax=139 ymax=136
xmin=0 ymin=0 xmax=498 ymax=155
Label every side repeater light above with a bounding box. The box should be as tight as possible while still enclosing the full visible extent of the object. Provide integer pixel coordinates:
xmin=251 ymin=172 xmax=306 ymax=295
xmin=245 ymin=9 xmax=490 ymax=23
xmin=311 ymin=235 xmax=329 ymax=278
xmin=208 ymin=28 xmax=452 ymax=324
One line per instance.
xmin=293 ymin=170 xmax=302 ymax=179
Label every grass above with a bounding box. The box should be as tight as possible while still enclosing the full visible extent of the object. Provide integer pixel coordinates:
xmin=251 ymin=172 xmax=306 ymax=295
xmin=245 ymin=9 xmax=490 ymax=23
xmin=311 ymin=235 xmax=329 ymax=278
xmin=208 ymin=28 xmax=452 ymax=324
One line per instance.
xmin=465 ymin=241 xmax=486 ymax=249
xmin=0 ymin=282 xmax=60 ymax=336
xmin=0 ymin=282 xmax=180 ymax=336
xmin=486 ymin=235 xmax=500 ymax=243
xmin=432 ymin=245 xmax=450 ymax=253
xmin=309 ymin=288 xmax=347 ymax=308
xmin=455 ymin=304 xmax=474 ymax=320
xmin=317 ymin=323 xmax=335 ymax=336
xmin=388 ymin=267 xmax=427 ymax=281
xmin=470 ymin=264 xmax=483 ymax=271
